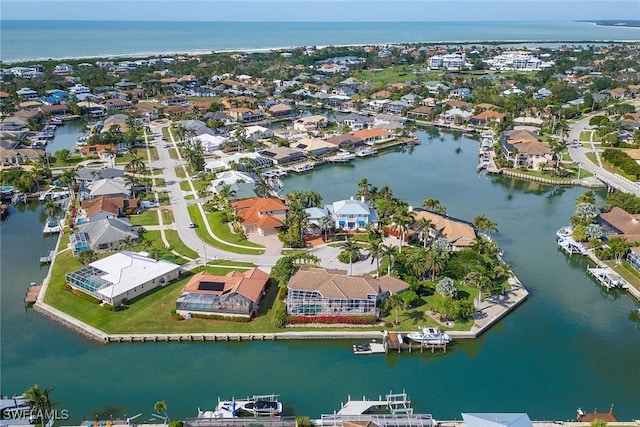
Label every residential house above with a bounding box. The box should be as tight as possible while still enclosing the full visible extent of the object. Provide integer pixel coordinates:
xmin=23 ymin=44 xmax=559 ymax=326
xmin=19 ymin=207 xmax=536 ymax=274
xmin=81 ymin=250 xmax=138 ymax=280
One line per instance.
xmin=450 ymin=88 xmax=472 ymax=99
xmin=290 ymin=137 xmax=338 ymax=157
xmin=193 ymin=134 xmax=227 ymax=153
xmin=259 ymin=147 xmax=306 ymax=166
xmin=293 ymin=115 xmax=328 ymax=132
xmin=286 ymin=268 xmax=409 ymax=317
xmin=84 ymin=177 xmax=130 ymax=200
xmin=337 ymin=114 xmax=373 ymax=131
xmin=16 ymin=88 xmax=38 ymax=100
xmin=383 ymin=100 xmax=410 ymax=114
xmin=102 ymin=99 xmax=132 ymax=111
xmin=72 ymin=217 xmax=139 ymax=254
xmin=204 ymin=152 xmax=272 ymax=172
xmin=227 ymin=107 xmax=264 ymax=122
xmin=0 ymin=148 xmax=43 ymax=165
xmin=501 ymin=129 xmax=553 ymax=169
xmin=66 ymin=251 xmax=180 ymax=305
xmin=597 ymin=207 xmax=640 ymax=243
xmin=269 ymin=103 xmax=294 ymax=118
xmin=324 ymin=134 xmax=366 ymax=151
xmin=351 ymin=129 xmax=392 ymax=144
xmin=609 ymin=87 xmax=627 ymax=99
xmin=410 ymin=209 xmax=477 ymax=250
xmin=242 ymin=125 xmax=273 ymax=141
xmin=78 ymin=144 xmax=117 ymax=157
xmin=440 ymin=107 xmax=473 ymax=123
xmin=470 ymin=110 xmax=507 ymax=127
xmin=232 ymin=197 xmax=288 ymax=236
xmin=326 ymin=197 xmax=378 ymax=231
xmin=40 ymin=104 xmax=70 ymax=116
xmin=407 ymin=106 xmax=434 ymax=120
xmin=175 ymin=268 xmax=269 ymax=318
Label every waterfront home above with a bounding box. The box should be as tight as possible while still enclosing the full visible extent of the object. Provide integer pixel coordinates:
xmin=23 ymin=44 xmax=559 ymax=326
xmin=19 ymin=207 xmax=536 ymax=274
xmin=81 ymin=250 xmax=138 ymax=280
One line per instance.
xmin=213 ymin=181 xmax=258 ymax=201
xmin=597 ymin=207 xmax=640 ymax=243
xmin=324 ymin=134 xmax=366 ymax=151
xmin=304 ymin=206 xmax=330 ymax=229
xmin=241 ymin=125 xmax=273 ymax=141
xmin=290 ymin=137 xmax=338 ymax=157
xmin=409 ymin=208 xmax=477 ymax=251
xmin=176 ymin=268 xmax=269 ymax=318
xmin=75 ymin=168 xmax=124 ymax=185
xmin=40 ymin=104 xmax=70 ymax=116
xmin=101 ymin=98 xmax=132 ymax=111
xmin=407 ymin=106 xmax=434 ymax=120
xmin=78 ymin=144 xmax=117 ymax=157
xmin=269 ymin=103 xmax=294 ymax=118
xmin=326 ymin=197 xmax=378 ymax=231
xmin=500 ymin=129 xmax=553 ymax=170
xmin=351 ymin=128 xmax=392 ymax=144
xmin=66 ymin=251 xmax=180 ymax=305
xmin=72 ymin=217 xmax=139 ymax=254
xmin=293 ymin=115 xmax=328 ymax=132
xmin=337 ymin=113 xmax=373 ymax=131
xmin=78 ymin=195 xmax=135 ymax=222
xmin=470 ymin=110 xmax=507 ymax=127
xmin=440 ymin=107 xmax=473 ymax=123
xmin=286 ymin=268 xmax=409 ymax=317
xmin=204 ymin=152 xmax=272 ymax=172
xmin=259 ymin=147 xmax=306 ymax=166
xmin=83 ymin=177 xmax=130 ymax=200
xmin=462 ymin=413 xmax=533 ymax=427
xmin=0 ymin=148 xmax=42 ymax=165
xmin=232 ymin=197 xmax=288 ymax=236
xmin=211 ymin=170 xmax=257 ymax=189
xmin=227 ymin=107 xmax=265 ymax=122
xmin=16 ymin=87 xmax=38 ymax=100
xmin=192 ymin=134 xmax=226 ymax=153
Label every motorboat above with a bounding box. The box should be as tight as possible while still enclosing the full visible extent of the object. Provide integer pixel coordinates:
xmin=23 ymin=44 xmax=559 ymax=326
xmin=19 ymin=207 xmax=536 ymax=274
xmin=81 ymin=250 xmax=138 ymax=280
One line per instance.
xmin=406 ymin=327 xmax=451 ymax=345
xmin=197 ymin=394 xmax=282 ymax=419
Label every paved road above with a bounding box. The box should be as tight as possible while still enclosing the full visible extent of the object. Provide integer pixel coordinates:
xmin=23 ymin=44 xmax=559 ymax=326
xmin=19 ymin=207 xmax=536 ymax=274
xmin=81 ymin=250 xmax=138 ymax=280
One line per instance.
xmin=147 ymin=123 xmax=382 ymax=273
xmin=566 ymin=101 xmax=640 ymax=196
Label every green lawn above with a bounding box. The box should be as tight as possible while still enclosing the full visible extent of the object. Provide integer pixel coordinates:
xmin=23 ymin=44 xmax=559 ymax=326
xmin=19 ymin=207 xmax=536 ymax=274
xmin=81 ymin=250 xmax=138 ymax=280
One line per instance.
xmin=161 ymin=209 xmax=174 ymax=224
xmin=355 ymin=66 xmax=420 ymax=84
xmin=161 ymin=126 xmax=171 ymax=139
xmin=175 ymin=167 xmax=186 ymax=178
xmin=179 ymin=181 xmax=193 ymax=192
xmin=209 ymin=211 xmax=264 ymax=249
xmin=165 ymin=229 xmax=199 ymax=259
xmin=154 ymin=177 xmax=166 ymax=187
xmin=187 ymin=205 xmax=264 ymax=254
xmin=185 ymin=195 xmax=195 ymax=200
xmin=158 ymin=191 xmax=170 ymax=206
xmin=580 ymin=131 xmax=593 ymax=142
xmin=147 ymin=147 xmax=159 ymax=161
xmin=208 ymin=260 xmax=257 ymax=268
xmin=168 ymin=148 xmax=179 ymax=160
xmin=129 ymin=210 xmax=160 ymax=226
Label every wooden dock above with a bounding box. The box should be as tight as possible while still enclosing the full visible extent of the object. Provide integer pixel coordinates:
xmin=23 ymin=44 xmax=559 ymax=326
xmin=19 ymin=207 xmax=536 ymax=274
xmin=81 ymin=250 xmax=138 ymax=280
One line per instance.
xmin=24 ymin=283 xmax=42 ymax=307
xmin=383 ymin=332 xmax=447 ymax=354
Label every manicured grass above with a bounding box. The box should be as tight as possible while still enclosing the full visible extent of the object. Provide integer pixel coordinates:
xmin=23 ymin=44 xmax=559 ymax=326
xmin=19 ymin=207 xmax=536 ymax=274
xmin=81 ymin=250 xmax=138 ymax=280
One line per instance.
xmin=168 ymin=148 xmax=179 ymax=160
xmin=158 ymin=191 xmax=170 ymax=206
xmin=174 ymin=167 xmax=186 ymax=178
xmin=604 ymin=260 xmax=640 ymax=293
xmin=147 ymin=147 xmax=159 ymax=161
xmin=152 ymin=168 xmax=163 ymax=175
xmin=161 ymin=126 xmax=171 ymax=139
xmin=129 ymin=209 xmax=160 ymax=226
xmin=185 ymin=195 xmax=195 ymax=200
xmin=208 ymin=260 xmax=257 ymax=268
xmin=209 ymin=211 xmax=264 ymax=249
xmin=187 ymin=205 xmax=264 ymax=254
xmin=161 ymin=209 xmax=174 ymax=224
xmin=580 ymin=131 xmax=593 ymax=142
xmin=355 ymin=66 xmax=421 ymax=84
xmin=585 ymin=152 xmax=599 ymax=165
xmin=164 ymin=229 xmax=199 ymax=259
xmin=179 ymin=181 xmax=193 ymax=192
xmin=154 ymin=177 xmax=166 ymax=187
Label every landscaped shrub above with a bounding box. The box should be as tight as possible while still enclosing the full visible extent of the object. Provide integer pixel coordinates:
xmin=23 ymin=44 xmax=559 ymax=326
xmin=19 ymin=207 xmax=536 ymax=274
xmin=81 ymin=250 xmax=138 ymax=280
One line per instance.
xmin=602 ymin=148 xmax=640 ymax=180
xmin=436 ymin=277 xmax=458 ymax=298
xmin=287 ymin=315 xmax=377 ymax=325
xmin=70 ymin=288 xmax=101 ymax=304
xmin=171 ymin=310 xmax=184 ymax=321
xmin=274 ymin=301 xmax=287 ymax=328
xmin=337 ymin=248 xmax=361 ymax=264
xmin=189 ymin=313 xmax=251 ymax=322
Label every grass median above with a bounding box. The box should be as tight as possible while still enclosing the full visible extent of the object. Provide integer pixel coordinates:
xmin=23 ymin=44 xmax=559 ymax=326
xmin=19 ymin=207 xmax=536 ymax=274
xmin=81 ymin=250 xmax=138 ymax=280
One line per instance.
xmin=187 ymin=205 xmax=264 ymax=255
xmin=165 ymin=229 xmax=199 ymax=259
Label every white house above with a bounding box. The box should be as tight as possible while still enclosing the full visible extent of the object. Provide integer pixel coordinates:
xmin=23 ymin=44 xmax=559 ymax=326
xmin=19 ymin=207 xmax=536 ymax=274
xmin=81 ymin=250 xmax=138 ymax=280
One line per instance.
xmin=65 ymin=251 xmax=181 ymax=305
xmin=326 ymin=197 xmax=378 ymax=231
xmin=242 ymin=125 xmax=274 ymax=141
xmin=192 ymin=134 xmax=227 ymax=153
xmin=210 ymin=170 xmax=256 ymax=190
xmin=204 ymin=152 xmax=272 ymax=173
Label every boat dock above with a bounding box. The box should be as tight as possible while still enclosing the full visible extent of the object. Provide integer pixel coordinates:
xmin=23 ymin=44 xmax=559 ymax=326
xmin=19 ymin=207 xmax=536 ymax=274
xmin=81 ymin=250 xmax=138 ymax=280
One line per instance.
xmin=24 ymin=282 xmax=42 ymax=307
xmin=39 ymin=250 xmax=56 ymax=264
xmin=587 ymin=267 xmax=628 ymax=290
xmin=382 ymin=331 xmax=447 ymax=353
xmin=557 ymin=236 xmax=588 ymax=255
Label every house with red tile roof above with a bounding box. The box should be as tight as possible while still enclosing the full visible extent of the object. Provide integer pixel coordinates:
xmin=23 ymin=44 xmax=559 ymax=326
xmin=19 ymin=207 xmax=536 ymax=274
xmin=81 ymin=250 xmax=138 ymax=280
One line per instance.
xmin=470 ymin=110 xmax=507 ymax=127
xmin=232 ymin=197 xmax=288 ymax=236
xmin=351 ymin=128 xmax=392 ymax=144
xmin=176 ymin=268 xmax=270 ymax=318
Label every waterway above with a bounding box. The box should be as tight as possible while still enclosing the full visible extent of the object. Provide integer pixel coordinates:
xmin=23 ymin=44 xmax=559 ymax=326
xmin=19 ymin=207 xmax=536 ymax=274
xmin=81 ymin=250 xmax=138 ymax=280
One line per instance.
xmin=1 ymin=131 xmax=639 ymax=423
xmin=47 ymin=120 xmax=86 ymax=153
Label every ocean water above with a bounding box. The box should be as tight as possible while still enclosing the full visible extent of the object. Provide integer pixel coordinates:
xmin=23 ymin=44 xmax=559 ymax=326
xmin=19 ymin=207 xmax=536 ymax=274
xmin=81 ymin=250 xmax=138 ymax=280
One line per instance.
xmin=1 ymin=20 xmax=640 ymax=63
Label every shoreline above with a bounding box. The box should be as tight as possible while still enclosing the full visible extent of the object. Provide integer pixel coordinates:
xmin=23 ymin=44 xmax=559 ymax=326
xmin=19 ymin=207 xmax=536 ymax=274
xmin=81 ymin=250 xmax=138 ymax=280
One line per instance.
xmin=4 ymin=38 xmax=640 ymax=65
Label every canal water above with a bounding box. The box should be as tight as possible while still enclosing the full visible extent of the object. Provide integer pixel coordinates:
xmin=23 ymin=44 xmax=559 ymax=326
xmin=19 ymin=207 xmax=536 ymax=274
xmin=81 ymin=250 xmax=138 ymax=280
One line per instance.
xmin=1 ymin=131 xmax=639 ymax=423
xmin=46 ymin=120 xmax=86 ymax=153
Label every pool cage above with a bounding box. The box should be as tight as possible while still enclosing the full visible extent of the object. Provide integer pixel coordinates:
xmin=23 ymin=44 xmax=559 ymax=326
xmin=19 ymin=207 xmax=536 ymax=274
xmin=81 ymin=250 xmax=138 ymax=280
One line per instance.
xmin=70 ymin=232 xmax=91 ymax=255
xmin=285 ymin=289 xmax=377 ymax=316
xmin=65 ymin=265 xmax=111 ymax=299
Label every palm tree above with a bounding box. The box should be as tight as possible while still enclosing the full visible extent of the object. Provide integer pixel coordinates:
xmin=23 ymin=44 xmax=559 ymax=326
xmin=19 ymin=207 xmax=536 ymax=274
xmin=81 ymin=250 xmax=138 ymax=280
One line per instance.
xmin=422 ymin=198 xmax=446 ymax=215
xmin=386 ymin=294 xmax=406 ymax=325
xmin=367 ymin=240 xmax=385 ymax=276
xmin=380 ymin=244 xmax=397 ymax=276
xmin=43 ymin=200 xmax=61 ymax=222
xmin=78 ymin=250 xmax=98 ymax=266
xmin=318 ymin=215 xmax=334 ymax=242
xmin=414 ymin=217 xmax=434 ymax=248
xmin=390 ymin=205 xmax=414 ymax=253
xmin=127 ymin=155 xmax=146 ymax=179
xmin=423 ymin=247 xmax=449 ymax=281
xmin=23 ymin=384 xmax=53 ymax=423
xmin=59 ymin=168 xmax=77 ymax=201
xmin=406 ymin=247 xmax=429 ymax=279
xmin=104 ymin=146 xmax=116 ymax=168
xmin=339 ymin=237 xmax=360 ymax=275
xmin=357 ymin=177 xmax=371 ymax=200
xmin=465 ymin=271 xmax=491 ymax=309
xmin=153 ymin=400 xmax=169 ymax=425
xmin=120 ymin=235 xmax=136 ymax=250
xmin=124 ymin=174 xmax=138 ymax=198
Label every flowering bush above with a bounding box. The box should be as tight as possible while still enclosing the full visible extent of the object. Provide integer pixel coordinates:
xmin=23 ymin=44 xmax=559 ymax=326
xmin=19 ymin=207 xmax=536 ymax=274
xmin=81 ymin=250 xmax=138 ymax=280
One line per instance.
xmin=287 ymin=315 xmax=377 ymax=325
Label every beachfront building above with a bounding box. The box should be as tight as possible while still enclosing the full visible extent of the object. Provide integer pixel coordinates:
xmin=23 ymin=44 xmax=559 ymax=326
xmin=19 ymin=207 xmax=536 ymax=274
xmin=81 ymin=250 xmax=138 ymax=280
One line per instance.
xmin=65 ymin=251 xmax=180 ymax=305
xmin=175 ymin=268 xmax=269 ymax=318
xmin=326 ymin=197 xmax=378 ymax=231
xmin=484 ymin=52 xmax=554 ymax=71
xmin=286 ymin=268 xmax=409 ymax=317
xmin=428 ymin=53 xmax=469 ymax=70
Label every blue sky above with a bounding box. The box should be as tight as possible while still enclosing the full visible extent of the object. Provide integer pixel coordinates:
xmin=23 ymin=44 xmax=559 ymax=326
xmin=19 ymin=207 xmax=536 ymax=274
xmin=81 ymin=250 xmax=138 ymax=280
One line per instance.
xmin=2 ymin=0 xmax=638 ymax=21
